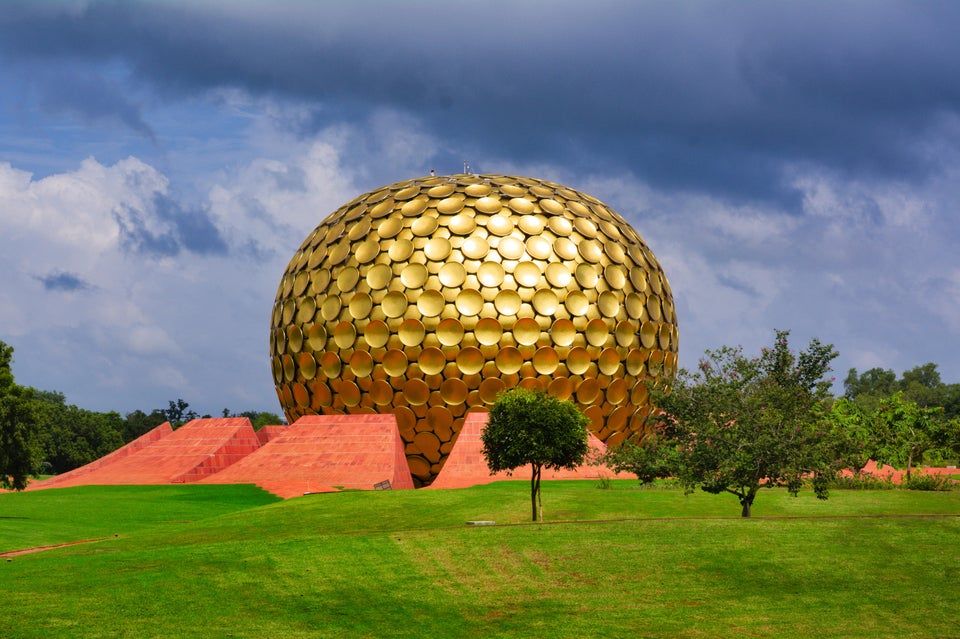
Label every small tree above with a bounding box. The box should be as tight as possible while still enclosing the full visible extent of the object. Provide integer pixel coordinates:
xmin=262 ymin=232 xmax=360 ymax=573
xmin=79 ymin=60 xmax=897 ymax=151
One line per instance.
xmin=0 ymin=341 xmax=41 ymax=490
xmin=642 ymin=330 xmax=841 ymax=517
xmin=872 ymin=392 xmax=944 ymax=479
xmin=481 ymin=389 xmax=589 ymax=521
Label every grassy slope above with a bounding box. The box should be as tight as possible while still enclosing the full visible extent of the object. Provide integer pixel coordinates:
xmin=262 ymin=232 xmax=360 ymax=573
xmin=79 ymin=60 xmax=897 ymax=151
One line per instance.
xmin=1 ymin=481 xmax=958 ymax=638
xmin=0 ymin=485 xmax=279 ymax=552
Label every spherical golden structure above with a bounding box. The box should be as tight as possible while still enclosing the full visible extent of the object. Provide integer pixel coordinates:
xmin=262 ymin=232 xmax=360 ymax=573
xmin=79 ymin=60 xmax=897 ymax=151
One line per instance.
xmin=270 ymin=174 xmax=679 ymax=486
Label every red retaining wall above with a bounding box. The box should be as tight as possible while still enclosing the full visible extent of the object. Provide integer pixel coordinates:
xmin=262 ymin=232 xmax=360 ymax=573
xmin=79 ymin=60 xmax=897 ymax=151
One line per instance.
xmin=429 ymin=411 xmax=631 ymax=489
xmin=200 ymin=414 xmax=414 ymax=498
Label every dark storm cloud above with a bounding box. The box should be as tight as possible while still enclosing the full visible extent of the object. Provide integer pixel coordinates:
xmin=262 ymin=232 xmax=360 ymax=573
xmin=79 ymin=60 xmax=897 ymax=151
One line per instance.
xmin=114 ymin=193 xmax=227 ymax=258
xmin=36 ymin=270 xmax=91 ymax=292
xmin=2 ymin=1 xmax=960 ymax=204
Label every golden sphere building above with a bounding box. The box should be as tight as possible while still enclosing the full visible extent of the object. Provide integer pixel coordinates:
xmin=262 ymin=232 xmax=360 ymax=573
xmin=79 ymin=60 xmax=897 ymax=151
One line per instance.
xmin=270 ymin=174 xmax=678 ymax=486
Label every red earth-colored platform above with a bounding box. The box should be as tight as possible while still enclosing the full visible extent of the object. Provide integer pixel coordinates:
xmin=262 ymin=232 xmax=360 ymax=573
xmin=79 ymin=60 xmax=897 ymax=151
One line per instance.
xmin=200 ymin=414 xmax=414 ymax=498
xmin=30 ymin=418 xmax=261 ymax=488
xmin=27 ymin=421 xmax=174 ymax=491
xmin=429 ymin=411 xmax=631 ymax=489
xmin=256 ymin=425 xmax=287 ymax=445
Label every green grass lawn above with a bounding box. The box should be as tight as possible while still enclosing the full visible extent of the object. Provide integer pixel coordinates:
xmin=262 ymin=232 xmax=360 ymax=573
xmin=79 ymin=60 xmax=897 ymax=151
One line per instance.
xmin=1 ymin=481 xmax=958 ymax=638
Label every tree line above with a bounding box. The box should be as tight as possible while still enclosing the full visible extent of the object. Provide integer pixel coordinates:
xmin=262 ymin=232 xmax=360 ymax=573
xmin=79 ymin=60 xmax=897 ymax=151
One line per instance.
xmin=1 ymin=339 xmax=282 ymax=486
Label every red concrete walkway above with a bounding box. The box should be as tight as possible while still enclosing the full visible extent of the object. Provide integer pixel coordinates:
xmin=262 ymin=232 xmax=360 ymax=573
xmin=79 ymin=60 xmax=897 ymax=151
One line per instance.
xmin=31 ymin=418 xmax=261 ymax=488
xmin=200 ymin=414 xmax=414 ymax=498
xmin=430 ymin=412 xmax=632 ymax=489
xmin=27 ymin=422 xmax=174 ymax=491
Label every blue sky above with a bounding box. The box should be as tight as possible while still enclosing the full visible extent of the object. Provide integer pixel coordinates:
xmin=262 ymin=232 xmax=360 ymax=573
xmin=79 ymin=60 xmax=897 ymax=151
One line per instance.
xmin=1 ymin=1 xmax=959 ymax=415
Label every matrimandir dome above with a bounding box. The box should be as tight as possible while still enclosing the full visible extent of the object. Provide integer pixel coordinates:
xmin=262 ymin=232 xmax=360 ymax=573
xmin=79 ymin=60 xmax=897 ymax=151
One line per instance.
xmin=270 ymin=174 xmax=679 ymax=486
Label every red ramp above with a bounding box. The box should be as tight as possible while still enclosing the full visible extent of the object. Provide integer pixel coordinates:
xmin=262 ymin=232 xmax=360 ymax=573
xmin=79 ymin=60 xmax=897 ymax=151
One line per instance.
xmin=201 ymin=414 xmax=413 ymax=498
xmin=256 ymin=425 xmax=287 ymax=445
xmin=27 ymin=422 xmax=174 ymax=491
xmin=430 ymin=412 xmax=630 ymax=489
xmin=33 ymin=418 xmax=261 ymax=488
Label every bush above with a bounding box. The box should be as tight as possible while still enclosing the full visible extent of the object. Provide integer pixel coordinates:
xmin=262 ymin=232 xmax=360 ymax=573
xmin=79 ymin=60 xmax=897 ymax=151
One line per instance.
xmin=901 ymin=473 xmax=956 ymax=491
xmin=829 ymin=474 xmax=896 ymax=490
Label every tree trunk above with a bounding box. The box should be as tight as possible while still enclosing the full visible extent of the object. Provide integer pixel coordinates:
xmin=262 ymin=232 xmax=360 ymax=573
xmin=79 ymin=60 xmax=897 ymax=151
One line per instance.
xmin=906 ymin=450 xmax=914 ymax=480
xmin=531 ymin=464 xmax=540 ymax=521
xmin=740 ymin=488 xmax=757 ymax=518
xmin=536 ymin=465 xmax=543 ymax=522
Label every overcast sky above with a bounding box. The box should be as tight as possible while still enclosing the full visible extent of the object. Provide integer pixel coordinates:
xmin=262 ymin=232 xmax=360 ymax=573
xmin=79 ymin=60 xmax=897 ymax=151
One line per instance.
xmin=2 ymin=1 xmax=959 ymax=415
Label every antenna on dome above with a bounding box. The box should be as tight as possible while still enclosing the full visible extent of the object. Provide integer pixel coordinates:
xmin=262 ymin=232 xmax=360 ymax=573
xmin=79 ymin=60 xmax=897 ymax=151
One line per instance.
xmin=430 ymin=168 xmax=436 ymax=177
xmin=463 ymin=160 xmax=471 ymax=175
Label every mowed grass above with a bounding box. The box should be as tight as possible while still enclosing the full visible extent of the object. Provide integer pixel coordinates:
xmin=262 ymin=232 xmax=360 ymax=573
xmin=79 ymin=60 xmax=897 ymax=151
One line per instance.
xmin=0 ymin=485 xmax=279 ymax=552
xmin=1 ymin=481 xmax=959 ymax=638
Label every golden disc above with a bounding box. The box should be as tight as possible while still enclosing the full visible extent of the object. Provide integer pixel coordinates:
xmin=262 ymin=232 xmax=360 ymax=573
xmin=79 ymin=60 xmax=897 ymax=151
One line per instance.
xmin=564 ymin=291 xmax=589 ymax=316
xmin=576 ymin=378 xmax=600 ymax=404
xmin=625 ymin=348 xmax=646 ymax=375
xmin=545 ymin=263 xmax=571 ymax=288
xmin=574 ymin=217 xmax=598 ymax=238
xmin=486 ymin=214 xmax=513 ymax=236
xmin=427 ymin=183 xmax=455 ymax=198
xmin=384 ymin=239 xmax=411 ymax=262
xmin=440 ymin=378 xmax=468 ymax=405
xmin=366 ymin=264 xmax=393 ymax=290
xmin=455 ymin=289 xmax=484 ymax=316
xmin=369 ymin=198 xmax=395 ymax=218
xmin=447 ymin=213 xmax=476 ymax=235
xmin=350 ymin=350 xmax=374 ymax=377
xmin=461 ymin=236 xmax=490 ymax=260
xmin=553 ymin=237 xmax=578 ymax=260
xmin=349 ymin=292 xmax=373 ymax=319
xmin=327 ymin=241 xmax=350 ymax=265
xmin=607 ymin=378 xmax=628 ymax=404
xmin=320 ymin=351 xmax=341 ymax=378
xmin=400 ymin=263 xmax=428 ymax=288
xmin=496 ymin=347 xmax=523 ymax=374
xmin=567 ymin=200 xmax=590 ymax=216
xmin=465 ymin=183 xmax=492 ymax=197
xmin=298 ymin=352 xmax=317 ymax=380
xmin=508 ymin=197 xmax=534 ymax=214
xmin=282 ymin=355 xmax=295 ymax=382
xmin=332 ymin=321 xmax=356 ymax=349
xmin=494 ymin=290 xmax=522 ymax=315
xmin=626 ymin=292 xmax=645 ymax=319
xmin=398 ymin=318 xmax=426 ymax=347
xmin=518 ymin=215 xmax=545 ymax=234
xmin=525 ymin=236 xmax=552 ymax=260
xmin=648 ymin=349 xmax=665 ymax=373
xmin=395 ymin=185 xmax=420 ymax=200
xmin=532 ymin=289 xmax=559 ymax=315
xmin=382 ymin=291 xmax=408 ymax=318
xmin=437 ymin=196 xmax=465 ymax=214
xmin=438 ymin=262 xmax=467 ymax=287
xmin=293 ymin=271 xmax=309 ymax=296
xmin=598 ymin=291 xmax=620 ymax=318
xmin=418 ymin=347 xmax=446 ymax=376
xmin=659 ymin=323 xmax=672 ymax=349
xmin=640 ymin=321 xmax=657 ymax=348
xmin=311 ymin=380 xmax=332 ymax=407
xmin=604 ymin=265 xmax=627 ymax=289
xmin=477 ymin=261 xmax=505 ymax=287
xmin=548 ymin=216 xmax=573 ymax=236
xmin=585 ymin=318 xmax=609 ymax=347
xmin=497 ymin=236 xmax=525 ymax=260
xmin=411 ymin=216 xmax=439 ymax=236
xmin=353 ymin=240 xmax=379 ymax=264
xmin=513 ymin=317 xmax=541 ymax=345
xmin=567 ymin=347 xmax=590 ymax=374
xmin=615 ymin=320 xmax=635 ymax=347
xmin=550 ymin=319 xmax=576 ymax=346
xmin=382 ymin=349 xmax=408 ymax=377
xmin=287 ymin=325 xmax=304 ymax=353
xmin=630 ymin=267 xmax=648 ymax=292
xmin=476 ymin=196 xmax=503 ymax=214
xmin=475 ymin=317 xmax=503 ymax=345
xmin=598 ymin=348 xmax=621 ymax=375
xmin=282 ymin=298 xmax=295 ymax=324
xmin=424 ymin=237 xmax=452 ymax=261
xmin=605 ymin=242 xmax=627 ymax=264
xmin=631 ymin=381 xmax=649 ymax=405
xmin=575 ymin=264 xmax=599 ymax=288
xmin=370 ymin=379 xmax=395 ymax=406
xmin=364 ymin=320 xmax=389 ymax=348
xmin=437 ymin=317 xmax=465 ymax=346
xmin=548 ymin=376 xmax=574 ymax=400
xmin=377 ymin=216 xmax=403 ymax=239
xmin=540 ymin=198 xmax=564 ymax=215
xmin=578 ymin=240 xmax=603 ymax=263
xmin=417 ymin=290 xmax=445 ymax=317
xmin=608 ymin=405 xmax=630 ymax=432
xmin=400 ymin=198 xmax=427 ymax=217
xmin=456 ymin=347 xmax=484 ymax=375
xmin=307 ymin=324 xmax=327 ymax=351
xmin=533 ymin=346 xmax=560 ymax=375
xmin=320 ymin=295 xmax=343 ymax=322
xmin=479 ymin=377 xmax=505 ymax=404
xmin=647 ymin=295 xmax=662 ymax=321
xmin=513 ymin=261 xmax=541 ymax=288
xmin=293 ymin=383 xmax=309 ymax=407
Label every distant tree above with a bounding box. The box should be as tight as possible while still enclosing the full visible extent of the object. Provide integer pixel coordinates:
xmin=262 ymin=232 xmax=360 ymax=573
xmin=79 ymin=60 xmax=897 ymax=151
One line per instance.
xmin=645 ymin=331 xmax=841 ymax=517
xmin=31 ymin=391 xmax=125 ymax=474
xmin=844 ymin=367 xmax=898 ymax=399
xmin=603 ymin=436 xmax=675 ymax=485
xmin=827 ymin=397 xmax=875 ymax=474
xmin=122 ymin=409 xmax=169 ymax=442
xmin=0 ymin=341 xmax=41 ymax=490
xmin=481 ymin=389 xmax=589 ymax=522
xmin=872 ymin=392 xmax=945 ymax=479
xmin=221 ymin=409 xmax=286 ymax=430
xmin=164 ymin=399 xmax=198 ymax=428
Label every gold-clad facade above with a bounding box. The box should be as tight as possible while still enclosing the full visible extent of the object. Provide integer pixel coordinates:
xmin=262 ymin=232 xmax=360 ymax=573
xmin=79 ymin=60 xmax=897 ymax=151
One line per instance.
xmin=271 ymin=174 xmax=679 ymax=486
